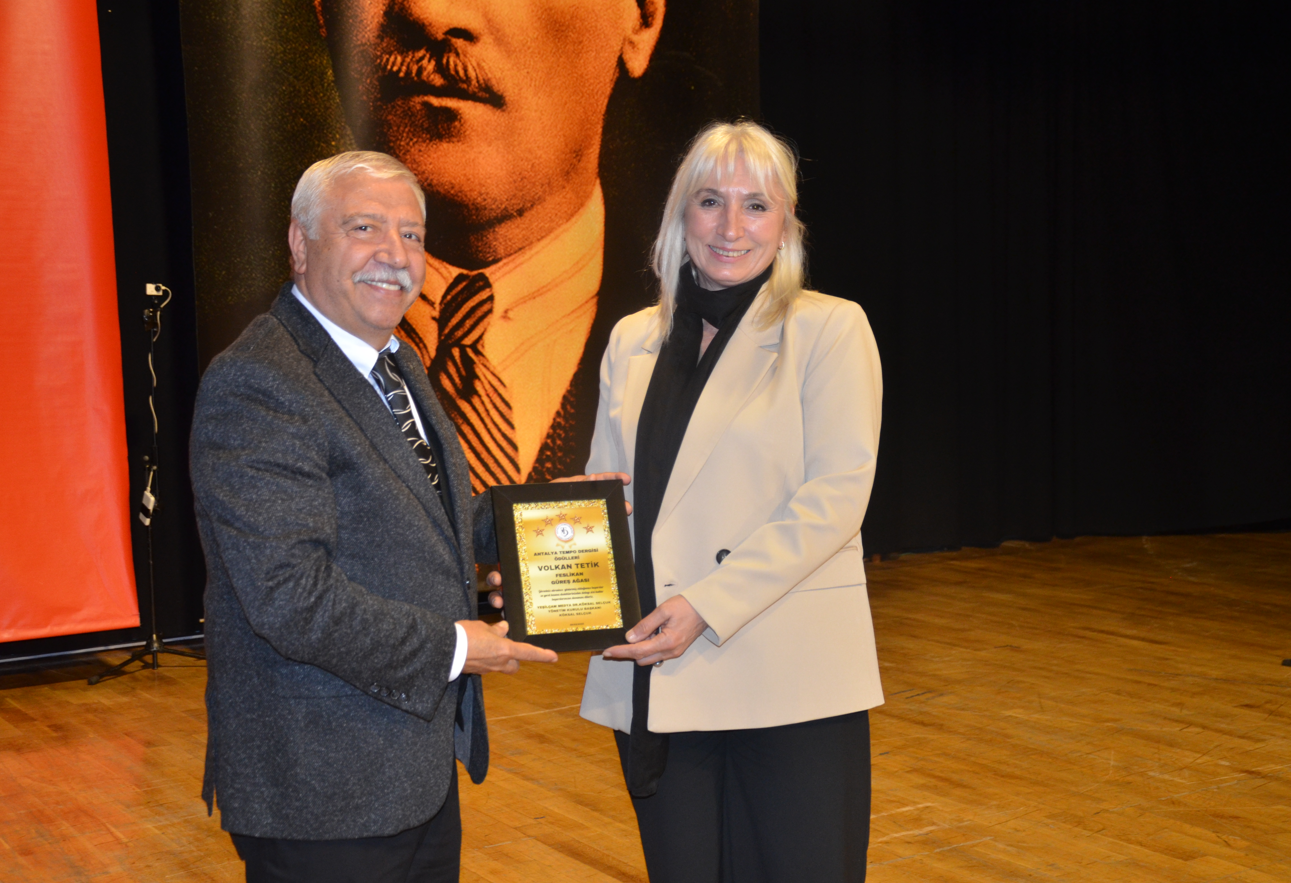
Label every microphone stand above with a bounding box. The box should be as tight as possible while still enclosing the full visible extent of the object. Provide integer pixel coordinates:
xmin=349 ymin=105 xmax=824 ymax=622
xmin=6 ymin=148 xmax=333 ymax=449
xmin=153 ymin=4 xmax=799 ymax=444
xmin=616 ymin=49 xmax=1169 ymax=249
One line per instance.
xmin=90 ymin=284 xmax=204 ymax=684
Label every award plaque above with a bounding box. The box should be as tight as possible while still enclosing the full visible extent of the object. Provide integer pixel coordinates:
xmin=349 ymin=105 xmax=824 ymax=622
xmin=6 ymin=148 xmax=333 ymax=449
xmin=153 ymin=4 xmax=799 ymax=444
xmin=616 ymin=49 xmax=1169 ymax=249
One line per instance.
xmin=491 ymin=480 xmax=641 ymax=652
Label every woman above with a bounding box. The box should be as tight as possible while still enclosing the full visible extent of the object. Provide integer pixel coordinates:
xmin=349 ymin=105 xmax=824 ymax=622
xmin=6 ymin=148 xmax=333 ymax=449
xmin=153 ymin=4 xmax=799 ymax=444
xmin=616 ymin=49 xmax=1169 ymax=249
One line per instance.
xmin=580 ymin=120 xmax=884 ymax=882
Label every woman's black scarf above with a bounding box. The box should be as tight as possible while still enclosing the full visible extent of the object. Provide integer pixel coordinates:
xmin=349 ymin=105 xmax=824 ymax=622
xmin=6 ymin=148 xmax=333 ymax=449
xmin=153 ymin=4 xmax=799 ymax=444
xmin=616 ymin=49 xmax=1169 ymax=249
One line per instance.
xmin=624 ymin=261 xmax=773 ymax=797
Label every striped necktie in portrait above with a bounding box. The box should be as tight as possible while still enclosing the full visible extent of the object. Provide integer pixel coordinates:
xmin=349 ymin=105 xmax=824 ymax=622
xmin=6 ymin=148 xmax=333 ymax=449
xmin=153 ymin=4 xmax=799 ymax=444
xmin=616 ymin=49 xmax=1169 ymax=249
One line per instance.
xmin=430 ymin=273 xmax=519 ymax=492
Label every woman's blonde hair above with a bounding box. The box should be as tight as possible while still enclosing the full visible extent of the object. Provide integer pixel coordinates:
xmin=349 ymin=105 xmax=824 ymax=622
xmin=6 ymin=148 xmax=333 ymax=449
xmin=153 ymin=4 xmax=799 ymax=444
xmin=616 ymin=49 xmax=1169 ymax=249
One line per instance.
xmin=650 ymin=120 xmax=806 ymax=337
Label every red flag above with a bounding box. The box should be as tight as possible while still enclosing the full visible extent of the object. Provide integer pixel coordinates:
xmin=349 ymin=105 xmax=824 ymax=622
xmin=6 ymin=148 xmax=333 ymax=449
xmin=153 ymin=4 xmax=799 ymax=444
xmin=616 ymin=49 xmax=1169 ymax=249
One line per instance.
xmin=0 ymin=4 xmax=139 ymax=640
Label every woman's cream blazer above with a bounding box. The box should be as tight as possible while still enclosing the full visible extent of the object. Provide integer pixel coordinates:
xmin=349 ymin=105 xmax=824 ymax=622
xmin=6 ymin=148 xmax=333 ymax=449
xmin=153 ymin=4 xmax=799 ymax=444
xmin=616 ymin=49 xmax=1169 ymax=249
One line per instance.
xmin=579 ymin=288 xmax=885 ymax=734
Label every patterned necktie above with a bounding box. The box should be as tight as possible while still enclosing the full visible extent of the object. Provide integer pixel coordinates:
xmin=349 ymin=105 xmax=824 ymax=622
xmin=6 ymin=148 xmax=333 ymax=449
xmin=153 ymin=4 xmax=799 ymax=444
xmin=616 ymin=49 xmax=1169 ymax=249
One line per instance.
xmin=430 ymin=273 xmax=518 ymax=492
xmin=371 ymin=350 xmax=446 ymax=508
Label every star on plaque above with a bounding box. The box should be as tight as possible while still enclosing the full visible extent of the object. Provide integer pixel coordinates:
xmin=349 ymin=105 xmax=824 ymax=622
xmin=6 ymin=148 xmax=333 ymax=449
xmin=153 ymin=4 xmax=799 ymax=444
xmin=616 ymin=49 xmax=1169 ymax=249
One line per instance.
xmin=534 ymin=528 xmax=545 ymax=537
xmin=543 ymin=517 xmax=554 ymax=526
xmin=556 ymin=511 xmax=568 ymax=521
xmin=585 ymin=524 xmax=597 ymax=534
xmin=572 ymin=516 xmax=582 ymax=524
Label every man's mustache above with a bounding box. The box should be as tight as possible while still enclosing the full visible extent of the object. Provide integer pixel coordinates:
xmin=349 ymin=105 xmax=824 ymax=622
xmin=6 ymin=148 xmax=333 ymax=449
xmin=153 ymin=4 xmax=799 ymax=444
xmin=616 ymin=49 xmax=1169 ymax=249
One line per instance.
xmin=375 ymin=45 xmax=503 ymax=107
xmin=354 ymin=266 xmax=415 ymax=292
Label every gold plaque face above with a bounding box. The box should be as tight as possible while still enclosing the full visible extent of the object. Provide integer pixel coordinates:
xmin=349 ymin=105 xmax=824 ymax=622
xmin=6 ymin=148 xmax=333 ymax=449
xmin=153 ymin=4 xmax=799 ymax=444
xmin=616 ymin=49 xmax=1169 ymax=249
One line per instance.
xmin=492 ymin=479 xmax=639 ymax=651
xmin=512 ymin=499 xmax=623 ymax=635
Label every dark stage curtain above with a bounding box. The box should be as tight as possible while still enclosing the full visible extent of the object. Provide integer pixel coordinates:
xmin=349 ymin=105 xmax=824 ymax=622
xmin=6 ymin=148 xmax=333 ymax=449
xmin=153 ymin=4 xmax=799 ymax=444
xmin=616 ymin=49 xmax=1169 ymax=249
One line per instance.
xmin=761 ymin=1 xmax=1290 ymax=554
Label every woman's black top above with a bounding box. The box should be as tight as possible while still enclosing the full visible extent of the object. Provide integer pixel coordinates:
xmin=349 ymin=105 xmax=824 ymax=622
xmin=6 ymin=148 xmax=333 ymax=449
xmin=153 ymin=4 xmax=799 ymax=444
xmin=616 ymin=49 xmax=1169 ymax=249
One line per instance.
xmin=624 ymin=261 xmax=774 ymax=797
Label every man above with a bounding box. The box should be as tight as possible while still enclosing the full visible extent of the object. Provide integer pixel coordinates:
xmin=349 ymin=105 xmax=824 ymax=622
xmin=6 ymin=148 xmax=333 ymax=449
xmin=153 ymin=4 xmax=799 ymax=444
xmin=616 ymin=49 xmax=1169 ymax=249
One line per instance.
xmin=190 ymin=151 xmax=557 ymax=882
xmin=314 ymin=0 xmax=666 ymax=489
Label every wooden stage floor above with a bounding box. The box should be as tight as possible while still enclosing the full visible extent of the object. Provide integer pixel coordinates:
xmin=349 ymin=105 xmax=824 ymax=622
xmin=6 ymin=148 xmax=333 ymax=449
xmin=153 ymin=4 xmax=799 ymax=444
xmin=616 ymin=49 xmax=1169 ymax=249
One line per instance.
xmin=1 ymin=532 xmax=1288 ymax=881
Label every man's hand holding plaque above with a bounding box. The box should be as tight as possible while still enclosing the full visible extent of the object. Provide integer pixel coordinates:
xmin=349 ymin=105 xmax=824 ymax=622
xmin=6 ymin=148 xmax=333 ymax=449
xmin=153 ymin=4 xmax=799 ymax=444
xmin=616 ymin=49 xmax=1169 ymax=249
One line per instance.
xmin=464 ymin=567 xmax=558 ymax=674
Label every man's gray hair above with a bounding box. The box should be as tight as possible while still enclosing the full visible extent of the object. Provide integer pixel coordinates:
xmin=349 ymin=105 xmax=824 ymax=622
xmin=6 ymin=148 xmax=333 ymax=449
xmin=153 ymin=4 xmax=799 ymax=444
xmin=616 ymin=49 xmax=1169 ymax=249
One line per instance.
xmin=291 ymin=151 xmax=426 ymax=239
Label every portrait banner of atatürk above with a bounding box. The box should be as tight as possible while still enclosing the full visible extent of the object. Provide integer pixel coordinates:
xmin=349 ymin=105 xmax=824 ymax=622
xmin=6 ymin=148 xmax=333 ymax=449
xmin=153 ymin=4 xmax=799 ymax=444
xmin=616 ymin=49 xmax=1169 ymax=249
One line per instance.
xmin=178 ymin=0 xmax=758 ymax=485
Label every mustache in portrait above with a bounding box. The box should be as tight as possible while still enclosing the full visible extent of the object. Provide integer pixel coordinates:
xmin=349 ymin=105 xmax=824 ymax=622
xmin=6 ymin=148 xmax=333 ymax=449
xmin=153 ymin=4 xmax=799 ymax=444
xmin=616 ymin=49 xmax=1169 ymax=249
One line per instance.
xmin=374 ymin=43 xmax=503 ymax=107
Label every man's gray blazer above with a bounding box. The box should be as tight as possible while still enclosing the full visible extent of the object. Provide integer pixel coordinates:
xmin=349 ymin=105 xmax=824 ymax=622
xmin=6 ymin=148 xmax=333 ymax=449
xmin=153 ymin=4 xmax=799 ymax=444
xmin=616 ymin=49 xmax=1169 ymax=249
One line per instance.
xmin=191 ymin=286 xmax=493 ymax=840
